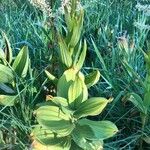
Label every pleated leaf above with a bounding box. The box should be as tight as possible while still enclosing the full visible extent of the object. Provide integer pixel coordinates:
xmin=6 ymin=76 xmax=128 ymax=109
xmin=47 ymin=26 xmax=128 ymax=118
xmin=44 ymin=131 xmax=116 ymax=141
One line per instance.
xmin=0 ymin=64 xmax=14 ymax=83
xmin=32 ymin=126 xmax=71 ymax=150
xmin=78 ymin=119 xmax=118 ymax=140
xmin=57 ymin=69 xmax=77 ymax=99
xmin=74 ymin=97 xmax=110 ymax=118
xmin=85 ymin=70 xmax=100 ymax=88
xmin=12 ymin=46 xmax=29 ymax=78
xmin=0 ymin=94 xmax=19 ymax=106
xmin=36 ymin=105 xmax=74 ymax=136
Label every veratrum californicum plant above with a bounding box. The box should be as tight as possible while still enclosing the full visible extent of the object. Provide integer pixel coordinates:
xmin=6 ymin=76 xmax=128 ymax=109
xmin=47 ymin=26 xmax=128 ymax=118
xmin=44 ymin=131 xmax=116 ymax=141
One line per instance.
xmin=31 ymin=0 xmax=118 ymax=149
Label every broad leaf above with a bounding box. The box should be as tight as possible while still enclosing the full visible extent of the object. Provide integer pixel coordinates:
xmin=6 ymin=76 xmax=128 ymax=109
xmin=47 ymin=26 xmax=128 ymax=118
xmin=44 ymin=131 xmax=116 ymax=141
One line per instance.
xmin=0 ymin=64 xmax=14 ymax=83
xmin=51 ymin=97 xmax=68 ymax=107
xmin=68 ymin=72 xmax=88 ymax=108
xmin=36 ymin=105 xmax=74 ymax=136
xmin=57 ymin=69 xmax=77 ymax=99
xmin=125 ymin=93 xmax=146 ymax=114
xmin=85 ymin=70 xmax=100 ymax=88
xmin=78 ymin=119 xmax=118 ymax=140
xmin=0 ymin=94 xmax=19 ymax=106
xmin=72 ymin=126 xmax=103 ymax=150
xmin=32 ymin=126 xmax=71 ymax=150
xmin=74 ymin=97 xmax=110 ymax=118
xmin=12 ymin=46 xmax=29 ymax=78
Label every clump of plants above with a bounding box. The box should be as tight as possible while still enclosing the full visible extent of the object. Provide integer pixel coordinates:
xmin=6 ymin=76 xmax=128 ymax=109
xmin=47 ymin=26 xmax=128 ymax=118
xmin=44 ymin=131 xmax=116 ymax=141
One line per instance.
xmin=31 ymin=0 xmax=118 ymax=149
xmin=0 ymin=31 xmax=29 ymax=106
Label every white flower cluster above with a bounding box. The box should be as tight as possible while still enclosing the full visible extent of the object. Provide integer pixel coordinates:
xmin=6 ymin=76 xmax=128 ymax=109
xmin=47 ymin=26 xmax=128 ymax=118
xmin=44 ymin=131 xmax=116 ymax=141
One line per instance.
xmin=29 ymin=0 xmax=52 ymax=17
xmin=134 ymin=22 xmax=150 ymax=30
xmin=136 ymin=3 xmax=150 ymax=16
xmin=58 ymin=0 xmax=82 ymax=14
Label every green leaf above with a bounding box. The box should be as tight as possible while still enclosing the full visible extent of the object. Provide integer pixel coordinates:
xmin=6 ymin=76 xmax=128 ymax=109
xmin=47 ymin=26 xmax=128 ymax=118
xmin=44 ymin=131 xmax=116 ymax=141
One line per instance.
xmin=68 ymin=76 xmax=83 ymax=105
xmin=0 ymin=94 xmax=19 ymax=106
xmin=57 ymin=69 xmax=77 ymax=99
xmin=72 ymin=126 xmax=103 ymax=150
xmin=0 ymin=84 xmax=14 ymax=94
xmin=0 ymin=64 xmax=14 ymax=83
xmin=144 ymin=92 xmax=150 ymax=110
xmin=68 ymin=72 xmax=88 ymax=108
xmin=58 ymin=34 xmax=72 ymax=68
xmin=76 ymin=40 xmax=87 ymax=70
xmin=12 ymin=46 xmax=29 ymax=78
xmin=74 ymin=97 xmax=110 ymax=118
xmin=143 ymin=136 xmax=150 ymax=144
xmin=2 ymin=32 xmax=13 ymax=64
xmin=78 ymin=119 xmax=118 ymax=140
xmin=125 ymin=93 xmax=147 ymax=114
xmin=51 ymin=97 xmax=68 ymax=107
xmin=70 ymin=141 xmax=83 ymax=150
xmin=36 ymin=105 xmax=75 ymax=136
xmin=64 ymin=6 xmax=73 ymax=32
xmin=85 ymin=70 xmax=100 ymax=88
xmin=32 ymin=126 xmax=71 ymax=150
xmin=45 ymin=70 xmax=58 ymax=84
xmin=68 ymin=9 xmax=84 ymax=48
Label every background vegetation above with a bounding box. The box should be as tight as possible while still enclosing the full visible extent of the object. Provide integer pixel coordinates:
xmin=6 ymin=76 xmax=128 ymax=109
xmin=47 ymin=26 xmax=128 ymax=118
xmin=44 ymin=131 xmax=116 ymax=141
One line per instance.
xmin=0 ymin=0 xmax=150 ymax=149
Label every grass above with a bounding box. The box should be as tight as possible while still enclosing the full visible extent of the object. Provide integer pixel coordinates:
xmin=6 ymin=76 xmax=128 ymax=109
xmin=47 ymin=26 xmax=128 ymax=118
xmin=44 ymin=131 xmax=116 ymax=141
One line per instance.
xmin=0 ymin=0 xmax=150 ymax=149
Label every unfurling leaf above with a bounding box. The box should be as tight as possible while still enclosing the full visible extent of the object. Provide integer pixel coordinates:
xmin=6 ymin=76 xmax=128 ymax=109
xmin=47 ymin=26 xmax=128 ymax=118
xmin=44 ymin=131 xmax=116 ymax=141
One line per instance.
xmin=125 ymin=93 xmax=146 ymax=114
xmin=58 ymin=34 xmax=72 ymax=68
xmin=75 ymin=39 xmax=87 ymax=70
xmin=12 ymin=46 xmax=29 ymax=78
xmin=85 ymin=69 xmax=100 ymax=88
xmin=2 ymin=32 xmax=13 ymax=64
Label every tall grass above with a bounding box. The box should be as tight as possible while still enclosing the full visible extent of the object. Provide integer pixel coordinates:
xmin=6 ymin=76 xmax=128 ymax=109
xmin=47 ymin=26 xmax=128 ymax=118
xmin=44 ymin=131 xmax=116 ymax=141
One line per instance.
xmin=0 ymin=0 xmax=150 ymax=149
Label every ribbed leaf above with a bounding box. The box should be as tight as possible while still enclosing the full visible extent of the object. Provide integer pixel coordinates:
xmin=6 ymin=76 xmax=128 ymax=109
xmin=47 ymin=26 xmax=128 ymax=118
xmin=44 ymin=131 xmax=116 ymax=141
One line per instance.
xmin=125 ymin=93 xmax=146 ymax=114
xmin=0 ymin=64 xmax=14 ymax=83
xmin=74 ymin=97 xmax=110 ymax=118
xmin=51 ymin=97 xmax=68 ymax=107
xmin=58 ymin=34 xmax=72 ymax=68
xmin=0 ymin=95 xmax=19 ymax=106
xmin=64 ymin=6 xmax=73 ymax=32
xmin=36 ymin=105 xmax=74 ymax=136
xmin=85 ymin=70 xmax=100 ymax=88
xmin=57 ymin=69 xmax=77 ymax=99
xmin=32 ymin=126 xmax=71 ymax=150
xmin=12 ymin=46 xmax=29 ymax=78
xmin=68 ymin=9 xmax=84 ymax=48
xmin=72 ymin=126 xmax=103 ymax=150
xmin=78 ymin=119 xmax=118 ymax=140
xmin=76 ymin=40 xmax=87 ymax=70
xmin=2 ymin=32 xmax=13 ymax=64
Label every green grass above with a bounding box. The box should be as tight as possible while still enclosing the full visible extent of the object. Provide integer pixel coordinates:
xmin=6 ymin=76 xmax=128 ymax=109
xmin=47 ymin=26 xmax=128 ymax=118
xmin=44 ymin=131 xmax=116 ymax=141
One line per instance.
xmin=0 ymin=0 xmax=150 ymax=149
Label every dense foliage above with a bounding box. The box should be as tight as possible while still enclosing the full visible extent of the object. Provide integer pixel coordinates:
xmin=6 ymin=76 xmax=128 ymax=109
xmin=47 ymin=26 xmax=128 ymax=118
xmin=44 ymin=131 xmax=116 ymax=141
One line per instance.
xmin=0 ymin=0 xmax=150 ymax=149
